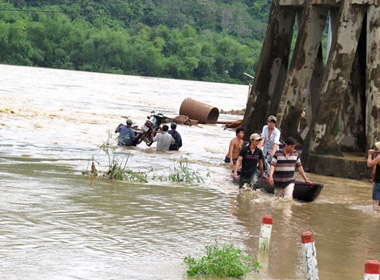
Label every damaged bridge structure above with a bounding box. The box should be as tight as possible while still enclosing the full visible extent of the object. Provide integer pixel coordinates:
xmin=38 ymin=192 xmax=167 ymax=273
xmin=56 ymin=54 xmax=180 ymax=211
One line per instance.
xmin=242 ymin=0 xmax=380 ymax=179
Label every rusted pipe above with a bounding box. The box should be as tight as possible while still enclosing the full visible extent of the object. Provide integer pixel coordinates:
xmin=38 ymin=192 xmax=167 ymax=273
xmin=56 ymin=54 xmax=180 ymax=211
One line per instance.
xmin=179 ymin=98 xmax=219 ymax=124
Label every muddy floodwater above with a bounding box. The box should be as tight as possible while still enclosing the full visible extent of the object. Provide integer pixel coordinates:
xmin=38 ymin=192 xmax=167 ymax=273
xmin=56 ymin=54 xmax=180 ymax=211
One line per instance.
xmin=0 ymin=64 xmax=379 ymax=280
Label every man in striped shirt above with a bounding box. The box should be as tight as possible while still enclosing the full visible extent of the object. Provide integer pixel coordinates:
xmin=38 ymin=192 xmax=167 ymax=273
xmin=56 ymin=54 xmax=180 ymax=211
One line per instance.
xmin=268 ymin=136 xmax=311 ymax=201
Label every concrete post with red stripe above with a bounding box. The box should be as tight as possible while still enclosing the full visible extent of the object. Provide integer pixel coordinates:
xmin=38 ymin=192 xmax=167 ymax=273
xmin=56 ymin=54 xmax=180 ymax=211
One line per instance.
xmin=302 ymin=231 xmax=319 ymax=280
xmin=364 ymin=260 xmax=380 ymax=280
xmin=257 ymin=215 xmax=273 ymax=270
xmin=258 ymin=215 xmax=273 ymax=251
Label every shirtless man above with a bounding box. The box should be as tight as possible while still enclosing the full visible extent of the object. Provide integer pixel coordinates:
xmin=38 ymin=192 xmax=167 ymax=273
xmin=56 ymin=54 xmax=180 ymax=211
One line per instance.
xmin=224 ymin=128 xmax=245 ymax=169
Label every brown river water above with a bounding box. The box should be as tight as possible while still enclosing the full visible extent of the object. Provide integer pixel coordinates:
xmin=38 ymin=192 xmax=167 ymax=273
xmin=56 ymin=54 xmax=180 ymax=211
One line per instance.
xmin=0 ymin=64 xmax=379 ymax=280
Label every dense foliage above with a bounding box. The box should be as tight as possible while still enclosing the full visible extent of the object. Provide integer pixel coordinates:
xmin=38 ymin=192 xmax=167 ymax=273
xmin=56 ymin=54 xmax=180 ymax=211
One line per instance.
xmin=183 ymin=240 xmax=261 ymax=277
xmin=0 ymin=0 xmax=271 ymax=83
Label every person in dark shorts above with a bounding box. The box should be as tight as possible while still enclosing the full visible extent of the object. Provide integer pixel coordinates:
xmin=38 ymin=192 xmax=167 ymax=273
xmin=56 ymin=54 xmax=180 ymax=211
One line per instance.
xmin=225 ymin=128 xmax=245 ymax=170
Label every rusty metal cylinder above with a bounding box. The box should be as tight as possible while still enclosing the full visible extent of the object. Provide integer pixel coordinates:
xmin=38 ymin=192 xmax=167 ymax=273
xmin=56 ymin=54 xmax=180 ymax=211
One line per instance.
xmin=179 ymin=98 xmax=219 ymax=124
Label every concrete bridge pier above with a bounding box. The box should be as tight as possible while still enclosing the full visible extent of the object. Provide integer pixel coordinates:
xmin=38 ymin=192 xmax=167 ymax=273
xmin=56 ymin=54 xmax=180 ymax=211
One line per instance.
xmin=243 ymin=0 xmax=380 ymax=179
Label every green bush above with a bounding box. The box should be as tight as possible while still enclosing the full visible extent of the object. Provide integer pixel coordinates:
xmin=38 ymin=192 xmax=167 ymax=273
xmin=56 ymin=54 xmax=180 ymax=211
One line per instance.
xmin=167 ymin=157 xmax=208 ymax=183
xmin=98 ymin=132 xmax=148 ymax=182
xmin=183 ymin=241 xmax=261 ymax=278
xmin=151 ymin=157 xmax=209 ymax=184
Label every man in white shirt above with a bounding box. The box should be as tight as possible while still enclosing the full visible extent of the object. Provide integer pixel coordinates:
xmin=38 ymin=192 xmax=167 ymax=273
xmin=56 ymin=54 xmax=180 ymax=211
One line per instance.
xmin=261 ymin=115 xmax=281 ymax=174
xmin=152 ymin=124 xmax=175 ymax=151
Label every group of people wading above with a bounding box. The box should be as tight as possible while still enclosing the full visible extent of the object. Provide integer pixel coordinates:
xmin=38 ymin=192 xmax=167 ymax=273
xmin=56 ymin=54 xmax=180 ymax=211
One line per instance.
xmin=222 ymin=115 xmax=380 ymax=209
xmin=115 ymin=114 xmax=316 ymax=202
xmin=225 ymin=115 xmax=311 ymax=201
xmin=115 ymin=118 xmax=182 ymax=152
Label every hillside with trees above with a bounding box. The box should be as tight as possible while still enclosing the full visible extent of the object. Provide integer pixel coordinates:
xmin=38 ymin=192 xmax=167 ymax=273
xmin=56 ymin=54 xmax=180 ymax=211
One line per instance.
xmin=0 ymin=0 xmax=271 ymax=84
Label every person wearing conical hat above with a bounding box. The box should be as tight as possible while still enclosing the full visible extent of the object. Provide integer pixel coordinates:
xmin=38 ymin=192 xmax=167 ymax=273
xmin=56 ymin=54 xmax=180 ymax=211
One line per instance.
xmin=367 ymin=141 xmax=380 ymax=211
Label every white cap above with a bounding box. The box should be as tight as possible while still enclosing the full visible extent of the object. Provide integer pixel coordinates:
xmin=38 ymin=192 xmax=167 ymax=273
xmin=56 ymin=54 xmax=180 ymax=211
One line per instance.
xmin=375 ymin=142 xmax=380 ymax=150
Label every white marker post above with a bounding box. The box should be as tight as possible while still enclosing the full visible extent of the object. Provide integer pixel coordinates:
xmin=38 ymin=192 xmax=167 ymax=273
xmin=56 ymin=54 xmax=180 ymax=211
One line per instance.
xmin=302 ymin=231 xmax=319 ymax=280
xmin=257 ymin=215 xmax=273 ymax=270
xmin=258 ymin=215 xmax=273 ymax=251
xmin=364 ymin=260 xmax=380 ymax=280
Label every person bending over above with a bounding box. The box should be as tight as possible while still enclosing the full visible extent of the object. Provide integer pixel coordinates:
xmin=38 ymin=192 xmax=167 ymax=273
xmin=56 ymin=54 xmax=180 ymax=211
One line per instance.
xmin=115 ymin=119 xmax=138 ymax=146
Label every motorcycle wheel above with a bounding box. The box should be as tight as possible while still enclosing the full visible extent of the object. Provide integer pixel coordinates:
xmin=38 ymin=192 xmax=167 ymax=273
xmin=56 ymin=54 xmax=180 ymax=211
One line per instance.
xmin=145 ymin=134 xmax=154 ymax=146
xmin=137 ymin=132 xmax=146 ymax=145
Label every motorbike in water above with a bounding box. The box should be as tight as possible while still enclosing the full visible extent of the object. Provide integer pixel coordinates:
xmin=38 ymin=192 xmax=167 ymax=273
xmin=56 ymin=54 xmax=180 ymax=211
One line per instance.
xmin=136 ymin=112 xmax=166 ymax=146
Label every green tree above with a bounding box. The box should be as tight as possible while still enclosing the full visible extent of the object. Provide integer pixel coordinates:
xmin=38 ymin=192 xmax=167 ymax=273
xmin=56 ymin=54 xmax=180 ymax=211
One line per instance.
xmin=0 ymin=0 xmax=271 ymax=84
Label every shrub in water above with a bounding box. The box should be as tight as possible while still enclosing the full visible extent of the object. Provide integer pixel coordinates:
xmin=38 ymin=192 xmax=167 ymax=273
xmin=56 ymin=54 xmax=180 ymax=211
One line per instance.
xmin=183 ymin=241 xmax=261 ymax=278
xmin=95 ymin=132 xmax=148 ymax=182
xmin=168 ymin=157 xmax=209 ymax=183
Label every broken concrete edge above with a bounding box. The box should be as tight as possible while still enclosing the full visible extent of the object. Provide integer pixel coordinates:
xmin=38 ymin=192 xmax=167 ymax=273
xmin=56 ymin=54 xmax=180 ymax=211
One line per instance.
xmin=306 ymin=153 xmax=372 ymax=180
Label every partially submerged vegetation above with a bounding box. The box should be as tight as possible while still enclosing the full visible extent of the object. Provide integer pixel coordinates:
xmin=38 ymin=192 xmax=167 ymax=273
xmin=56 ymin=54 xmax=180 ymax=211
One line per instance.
xmin=183 ymin=240 xmax=261 ymax=278
xmin=152 ymin=157 xmax=209 ymax=183
xmin=87 ymin=133 xmax=208 ymax=184
xmin=98 ymin=133 xmax=148 ymax=182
